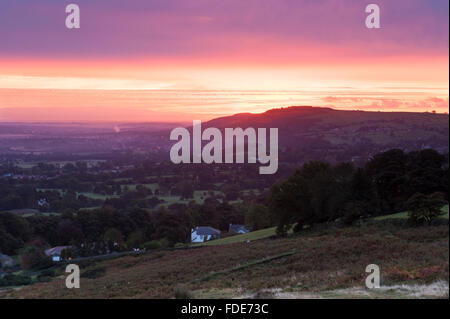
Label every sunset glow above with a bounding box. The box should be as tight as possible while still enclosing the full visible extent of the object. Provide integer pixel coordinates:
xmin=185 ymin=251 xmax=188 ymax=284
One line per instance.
xmin=0 ymin=0 xmax=448 ymax=122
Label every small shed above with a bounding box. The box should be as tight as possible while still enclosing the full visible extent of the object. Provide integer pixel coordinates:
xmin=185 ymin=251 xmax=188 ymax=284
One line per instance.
xmin=228 ymin=224 xmax=250 ymax=234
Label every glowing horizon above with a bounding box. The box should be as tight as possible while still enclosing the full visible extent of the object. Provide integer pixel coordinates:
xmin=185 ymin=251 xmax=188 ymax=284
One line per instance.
xmin=0 ymin=0 xmax=448 ymax=122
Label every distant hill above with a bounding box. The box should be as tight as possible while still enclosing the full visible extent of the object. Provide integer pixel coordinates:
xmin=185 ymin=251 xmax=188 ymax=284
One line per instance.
xmin=0 ymin=107 xmax=448 ymax=165
xmin=200 ymin=106 xmax=449 ymax=164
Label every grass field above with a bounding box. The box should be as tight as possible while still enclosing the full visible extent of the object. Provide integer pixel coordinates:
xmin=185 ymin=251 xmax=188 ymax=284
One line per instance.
xmin=5 ymin=209 xmax=59 ymax=217
xmin=157 ymin=190 xmax=226 ymax=207
xmin=16 ymin=160 xmax=105 ymax=169
xmin=36 ymin=189 xmax=118 ymax=200
xmin=375 ymin=205 xmax=449 ymax=221
xmin=1 ymin=222 xmax=447 ymax=299
xmin=197 ymin=205 xmax=450 ymax=247
xmin=121 ymin=183 xmax=160 ymax=193
xmin=78 ymin=192 xmax=119 ymax=200
xmin=193 ymin=227 xmax=278 ymax=246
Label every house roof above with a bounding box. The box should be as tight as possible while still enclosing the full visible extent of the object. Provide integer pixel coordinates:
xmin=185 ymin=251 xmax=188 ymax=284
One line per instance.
xmin=0 ymin=254 xmax=14 ymax=267
xmin=44 ymin=246 xmax=71 ymax=256
xmin=193 ymin=226 xmax=221 ymax=236
xmin=0 ymin=254 xmax=12 ymax=262
xmin=229 ymin=224 xmax=249 ymax=233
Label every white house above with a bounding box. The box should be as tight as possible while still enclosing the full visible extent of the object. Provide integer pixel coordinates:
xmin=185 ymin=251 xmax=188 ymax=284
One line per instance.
xmin=44 ymin=246 xmax=71 ymax=262
xmin=191 ymin=227 xmax=221 ymax=243
xmin=0 ymin=253 xmax=15 ymax=268
xmin=37 ymin=198 xmax=49 ymax=207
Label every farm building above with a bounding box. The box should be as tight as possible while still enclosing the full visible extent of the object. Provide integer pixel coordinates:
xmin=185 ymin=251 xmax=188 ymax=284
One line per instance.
xmin=0 ymin=254 xmax=15 ymax=268
xmin=191 ymin=227 xmax=221 ymax=243
xmin=228 ymin=224 xmax=250 ymax=234
xmin=44 ymin=246 xmax=71 ymax=262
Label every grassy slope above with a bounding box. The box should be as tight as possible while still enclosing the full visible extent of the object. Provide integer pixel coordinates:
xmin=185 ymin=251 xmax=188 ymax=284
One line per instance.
xmin=2 ymin=222 xmax=448 ymax=299
xmin=198 ymin=206 xmax=450 ymax=247
xmin=375 ymin=205 xmax=449 ymax=221
xmin=193 ymin=227 xmax=278 ymax=246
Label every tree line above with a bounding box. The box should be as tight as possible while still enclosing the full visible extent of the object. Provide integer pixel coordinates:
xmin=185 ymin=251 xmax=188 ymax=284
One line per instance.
xmin=268 ymin=149 xmax=448 ymax=235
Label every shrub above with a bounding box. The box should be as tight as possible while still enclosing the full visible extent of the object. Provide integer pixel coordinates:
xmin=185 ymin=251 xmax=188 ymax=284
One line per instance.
xmin=82 ymin=266 xmax=106 ymax=279
xmin=40 ymin=268 xmax=55 ymax=277
xmin=20 ymin=246 xmax=53 ymax=270
xmin=36 ymin=275 xmax=52 ymax=283
xmin=245 ymin=204 xmax=273 ymax=230
xmin=406 ymin=192 xmax=447 ymax=224
xmin=174 ymin=284 xmax=194 ymax=299
xmin=126 ymin=230 xmax=146 ymax=249
xmin=60 ymin=248 xmax=75 ymax=260
xmin=159 ymin=238 xmax=171 ymax=248
xmin=342 ymin=201 xmax=366 ymax=225
xmin=0 ymin=274 xmax=32 ymax=287
xmin=143 ymin=240 xmax=160 ymax=250
xmin=34 ymin=256 xmax=54 ymax=270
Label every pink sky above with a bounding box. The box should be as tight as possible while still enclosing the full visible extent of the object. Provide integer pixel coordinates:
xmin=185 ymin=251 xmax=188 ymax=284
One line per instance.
xmin=0 ymin=0 xmax=448 ymax=122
